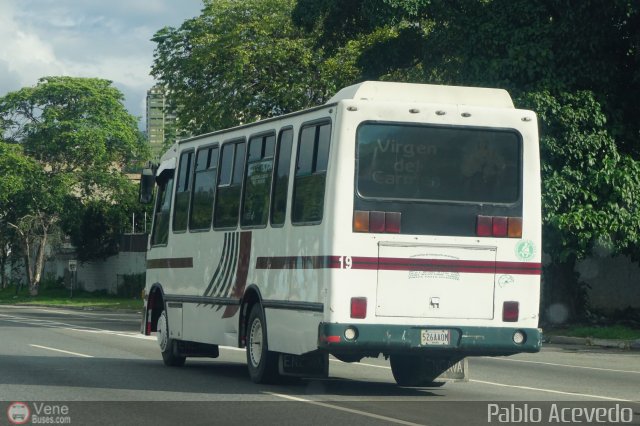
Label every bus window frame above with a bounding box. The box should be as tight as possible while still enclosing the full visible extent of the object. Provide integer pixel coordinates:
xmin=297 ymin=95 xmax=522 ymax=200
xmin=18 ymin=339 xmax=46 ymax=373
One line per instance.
xmin=213 ymin=137 xmax=247 ymax=231
xmin=269 ymin=125 xmax=294 ymax=229
xmin=150 ymin=170 xmax=175 ymax=248
xmin=188 ymin=143 xmax=220 ymax=233
xmin=172 ymin=149 xmax=195 ymax=234
xmin=354 ymin=121 xmax=524 ymax=207
xmin=240 ymin=130 xmax=276 ymax=230
xmin=291 ymin=118 xmax=332 ymax=227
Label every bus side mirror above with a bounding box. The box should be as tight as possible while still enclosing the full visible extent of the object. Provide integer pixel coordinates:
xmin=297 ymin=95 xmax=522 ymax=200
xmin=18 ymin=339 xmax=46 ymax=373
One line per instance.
xmin=139 ymin=168 xmax=155 ymax=204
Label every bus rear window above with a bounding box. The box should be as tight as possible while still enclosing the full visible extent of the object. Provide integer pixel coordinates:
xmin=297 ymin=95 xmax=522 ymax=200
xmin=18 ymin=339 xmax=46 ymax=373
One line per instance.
xmin=356 ymin=123 xmax=521 ymax=204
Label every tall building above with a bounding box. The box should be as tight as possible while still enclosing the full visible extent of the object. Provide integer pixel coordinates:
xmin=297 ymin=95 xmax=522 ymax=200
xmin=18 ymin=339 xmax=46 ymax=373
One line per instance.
xmin=146 ymin=86 xmax=176 ymax=160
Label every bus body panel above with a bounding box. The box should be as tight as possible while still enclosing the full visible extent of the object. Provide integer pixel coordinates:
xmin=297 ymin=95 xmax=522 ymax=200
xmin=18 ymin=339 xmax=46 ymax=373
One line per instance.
xmin=142 ymin=82 xmax=542 ymax=365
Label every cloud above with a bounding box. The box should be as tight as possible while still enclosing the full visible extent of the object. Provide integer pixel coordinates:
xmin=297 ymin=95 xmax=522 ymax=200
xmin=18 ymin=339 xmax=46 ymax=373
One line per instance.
xmin=0 ymin=0 xmax=203 ymax=127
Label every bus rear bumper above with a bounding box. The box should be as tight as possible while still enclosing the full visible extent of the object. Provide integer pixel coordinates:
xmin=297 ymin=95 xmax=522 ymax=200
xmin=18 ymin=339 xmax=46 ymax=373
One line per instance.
xmin=318 ymin=323 xmax=541 ymax=356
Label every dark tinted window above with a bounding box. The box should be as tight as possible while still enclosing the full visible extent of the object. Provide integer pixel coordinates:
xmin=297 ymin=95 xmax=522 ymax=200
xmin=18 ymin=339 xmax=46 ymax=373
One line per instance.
xmin=271 ymin=128 xmax=293 ymax=226
xmin=190 ymin=146 xmax=218 ymax=230
xmin=173 ymin=151 xmax=193 ymax=232
xmin=242 ymin=134 xmax=275 ymax=227
xmin=356 ymin=123 xmax=521 ymax=203
xmin=151 ymin=176 xmax=174 ymax=246
xmin=292 ymin=121 xmax=332 ymax=224
xmin=214 ymin=140 xmax=245 ymax=228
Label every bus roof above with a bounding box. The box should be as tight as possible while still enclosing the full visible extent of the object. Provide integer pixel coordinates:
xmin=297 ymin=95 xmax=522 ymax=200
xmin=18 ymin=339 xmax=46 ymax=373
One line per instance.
xmin=327 ymin=81 xmax=514 ymax=109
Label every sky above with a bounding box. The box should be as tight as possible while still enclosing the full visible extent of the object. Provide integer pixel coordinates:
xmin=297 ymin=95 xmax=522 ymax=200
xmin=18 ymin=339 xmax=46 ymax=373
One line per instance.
xmin=0 ymin=0 xmax=204 ymax=129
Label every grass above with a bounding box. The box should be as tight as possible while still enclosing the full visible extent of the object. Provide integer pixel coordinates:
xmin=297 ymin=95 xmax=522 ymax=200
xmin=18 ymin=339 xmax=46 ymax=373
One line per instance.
xmin=0 ymin=286 xmax=143 ymax=311
xmin=544 ymin=325 xmax=640 ymax=340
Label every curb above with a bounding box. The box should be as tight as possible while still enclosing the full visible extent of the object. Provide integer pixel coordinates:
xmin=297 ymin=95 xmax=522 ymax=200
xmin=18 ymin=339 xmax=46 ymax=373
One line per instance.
xmin=546 ymin=335 xmax=640 ymax=351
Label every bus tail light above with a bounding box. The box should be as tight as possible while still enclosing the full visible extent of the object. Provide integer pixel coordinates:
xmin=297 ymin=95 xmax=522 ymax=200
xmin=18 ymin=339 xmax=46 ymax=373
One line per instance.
xmin=503 ymin=301 xmax=519 ymax=322
xmin=477 ymin=215 xmax=522 ymax=238
xmin=351 ymin=297 xmax=367 ymax=319
xmin=353 ymin=211 xmax=401 ymax=233
xmin=508 ymin=217 xmax=523 ymax=238
xmin=370 ymin=211 xmax=385 ymax=233
xmin=492 ymin=216 xmax=508 ymax=237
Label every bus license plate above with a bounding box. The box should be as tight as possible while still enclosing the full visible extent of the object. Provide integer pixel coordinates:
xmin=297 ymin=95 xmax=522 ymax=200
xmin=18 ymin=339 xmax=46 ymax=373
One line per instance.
xmin=420 ymin=329 xmax=451 ymax=346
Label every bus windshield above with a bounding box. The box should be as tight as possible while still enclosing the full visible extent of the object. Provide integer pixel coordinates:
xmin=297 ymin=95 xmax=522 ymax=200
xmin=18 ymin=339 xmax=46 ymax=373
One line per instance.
xmin=356 ymin=123 xmax=521 ymax=204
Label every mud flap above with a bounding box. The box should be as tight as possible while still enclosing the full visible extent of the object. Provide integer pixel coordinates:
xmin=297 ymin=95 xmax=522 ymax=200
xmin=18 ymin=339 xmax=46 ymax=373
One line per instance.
xmin=279 ymin=350 xmax=329 ymax=378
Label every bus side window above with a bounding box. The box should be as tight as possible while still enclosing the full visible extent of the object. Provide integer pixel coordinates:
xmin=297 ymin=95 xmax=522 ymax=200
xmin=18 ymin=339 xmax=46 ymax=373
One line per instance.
xmin=271 ymin=128 xmax=293 ymax=226
xmin=242 ymin=133 xmax=275 ymax=227
xmin=292 ymin=121 xmax=331 ymax=224
xmin=214 ymin=139 xmax=246 ymax=229
xmin=173 ymin=151 xmax=194 ymax=232
xmin=151 ymin=175 xmax=174 ymax=246
xmin=190 ymin=146 xmax=219 ymax=230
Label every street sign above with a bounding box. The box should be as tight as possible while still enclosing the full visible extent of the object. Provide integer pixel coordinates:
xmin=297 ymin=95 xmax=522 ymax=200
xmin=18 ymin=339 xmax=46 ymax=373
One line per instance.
xmin=68 ymin=260 xmax=77 ymax=272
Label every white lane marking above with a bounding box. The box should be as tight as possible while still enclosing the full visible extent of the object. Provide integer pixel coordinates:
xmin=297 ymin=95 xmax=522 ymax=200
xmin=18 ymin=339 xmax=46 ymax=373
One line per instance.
xmin=337 ymin=360 xmax=633 ymax=402
xmin=29 ymin=344 xmax=93 ymax=358
xmin=481 ymin=356 xmax=640 ymax=375
xmin=266 ymin=392 xmax=426 ymax=426
xmin=37 ymin=308 xmax=140 ymax=321
xmin=469 ymin=379 xmax=631 ymax=402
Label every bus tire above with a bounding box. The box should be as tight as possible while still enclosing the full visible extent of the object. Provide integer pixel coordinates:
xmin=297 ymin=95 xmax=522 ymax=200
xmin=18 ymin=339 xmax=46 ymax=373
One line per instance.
xmin=246 ymin=304 xmax=279 ymax=383
xmin=157 ymin=310 xmax=186 ymax=367
xmin=390 ymin=354 xmax=438 ymax=387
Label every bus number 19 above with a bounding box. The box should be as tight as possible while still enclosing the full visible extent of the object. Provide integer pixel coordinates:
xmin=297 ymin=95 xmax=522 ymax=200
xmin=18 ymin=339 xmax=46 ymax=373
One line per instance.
xmin=339 ymin=256 xmax=352 ymax=269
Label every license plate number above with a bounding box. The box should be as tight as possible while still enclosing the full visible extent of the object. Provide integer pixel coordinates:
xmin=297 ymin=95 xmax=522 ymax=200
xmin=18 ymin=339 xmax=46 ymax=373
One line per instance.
xmin=420 ymin=329 xmax=451 ymax=346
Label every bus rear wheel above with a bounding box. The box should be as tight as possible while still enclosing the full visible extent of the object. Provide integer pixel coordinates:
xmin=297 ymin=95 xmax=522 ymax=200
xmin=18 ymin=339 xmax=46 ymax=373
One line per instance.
xmin=157 ymin=310 xmax=186 ymax=367
xmin=246 ymin=304 xmax=279 ymax=383
xmin=390 ymin=354 xmax=442 ymax=387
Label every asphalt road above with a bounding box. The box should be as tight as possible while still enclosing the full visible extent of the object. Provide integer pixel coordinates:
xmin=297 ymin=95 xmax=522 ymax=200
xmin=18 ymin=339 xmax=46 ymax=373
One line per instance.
xmin=0 ymin=305 xmax=638 ymax=426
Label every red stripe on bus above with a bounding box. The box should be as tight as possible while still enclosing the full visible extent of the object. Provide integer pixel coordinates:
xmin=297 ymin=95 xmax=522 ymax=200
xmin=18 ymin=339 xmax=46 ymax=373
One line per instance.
xmin=223 ymin=232 xmax=252 ymax=319
xmin=255 ymin=256 xmax=541 ymax=275
xmin=147 ymin=257 xmax=193 ymax=269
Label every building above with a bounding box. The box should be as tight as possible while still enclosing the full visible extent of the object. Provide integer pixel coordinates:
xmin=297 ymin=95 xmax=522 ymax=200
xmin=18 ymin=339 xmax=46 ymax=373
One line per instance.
xmin=145 ymin=86 xmax=176 ymax=160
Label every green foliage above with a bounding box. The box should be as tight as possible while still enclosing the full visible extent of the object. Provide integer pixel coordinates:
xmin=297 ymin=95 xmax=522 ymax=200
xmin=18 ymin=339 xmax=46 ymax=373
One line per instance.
xmin=61 ymin=182 xmax=152 ymax=262
xmin=151 ymin=0 xmax=359 ymax=134
xmin=0 ymin=77 xmax=150 ymax=284
xmin=520 ymin=91 xmax=640 ymax=262
xmin=0 ymin=76 xmax=148 ymax=200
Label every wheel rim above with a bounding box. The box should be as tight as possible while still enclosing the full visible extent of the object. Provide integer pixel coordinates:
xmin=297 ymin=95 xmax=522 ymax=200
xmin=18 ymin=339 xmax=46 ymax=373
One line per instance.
xmin=249 ymin=317 xmax=263 ymax=368
xmin=157 ymin=312 xmax=168 ymax=352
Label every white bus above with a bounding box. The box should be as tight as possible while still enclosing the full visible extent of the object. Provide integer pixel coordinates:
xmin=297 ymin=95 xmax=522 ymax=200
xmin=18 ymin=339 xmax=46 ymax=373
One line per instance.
xmin=139 ymin=81 xmax=542 ymax=386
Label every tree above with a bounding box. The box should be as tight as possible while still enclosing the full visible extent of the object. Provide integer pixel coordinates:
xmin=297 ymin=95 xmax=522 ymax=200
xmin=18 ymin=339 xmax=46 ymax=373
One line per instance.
xmin=151 ymin=0 xmax=359 ymax=135
xmin=0 ymin=141 xmax=38 ymax=289
xmin=520 ymin=91 xmax=640 ymax=318
xmin=61 ymin=183 xmax=151 ymax=262
xmin=291 ymin=0 xmax=640 ymax=319
xmin=0 ymin=76 xmax=147 ymax=294
xmin=293 ymin=0 xmax=640 ymax=153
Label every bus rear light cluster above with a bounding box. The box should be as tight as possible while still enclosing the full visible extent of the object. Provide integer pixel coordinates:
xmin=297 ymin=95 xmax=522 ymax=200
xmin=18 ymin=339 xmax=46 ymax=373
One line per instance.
xmin=476 ymin=215 xmax=522 ymax=238
xmin=353 ymin=211 xmax=401 ymax=233
xmin=350 ymin=297 xmax=367 ymax=319
xmin=502 ymin=301 xmax=519 ymax=322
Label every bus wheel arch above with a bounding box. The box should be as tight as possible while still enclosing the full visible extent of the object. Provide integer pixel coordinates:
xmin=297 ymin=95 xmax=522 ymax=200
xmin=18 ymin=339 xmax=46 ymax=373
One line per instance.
xmin=239 ymin=285 xmax=262 ymax=348
xmin=239 ymin=286 xmax=280 ymax=383
xmin=147 ymin=284 xmax=186 ymax=367
xmin=147 ymin=284 xmax=166 ymax=333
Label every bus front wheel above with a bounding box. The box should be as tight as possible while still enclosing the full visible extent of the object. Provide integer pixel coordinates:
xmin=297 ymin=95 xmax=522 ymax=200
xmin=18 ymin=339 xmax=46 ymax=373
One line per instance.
xmin=157 ymin=310 xmax=186 ymax=367
xmin=246 ymin=304 xmax=279 ymax=383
